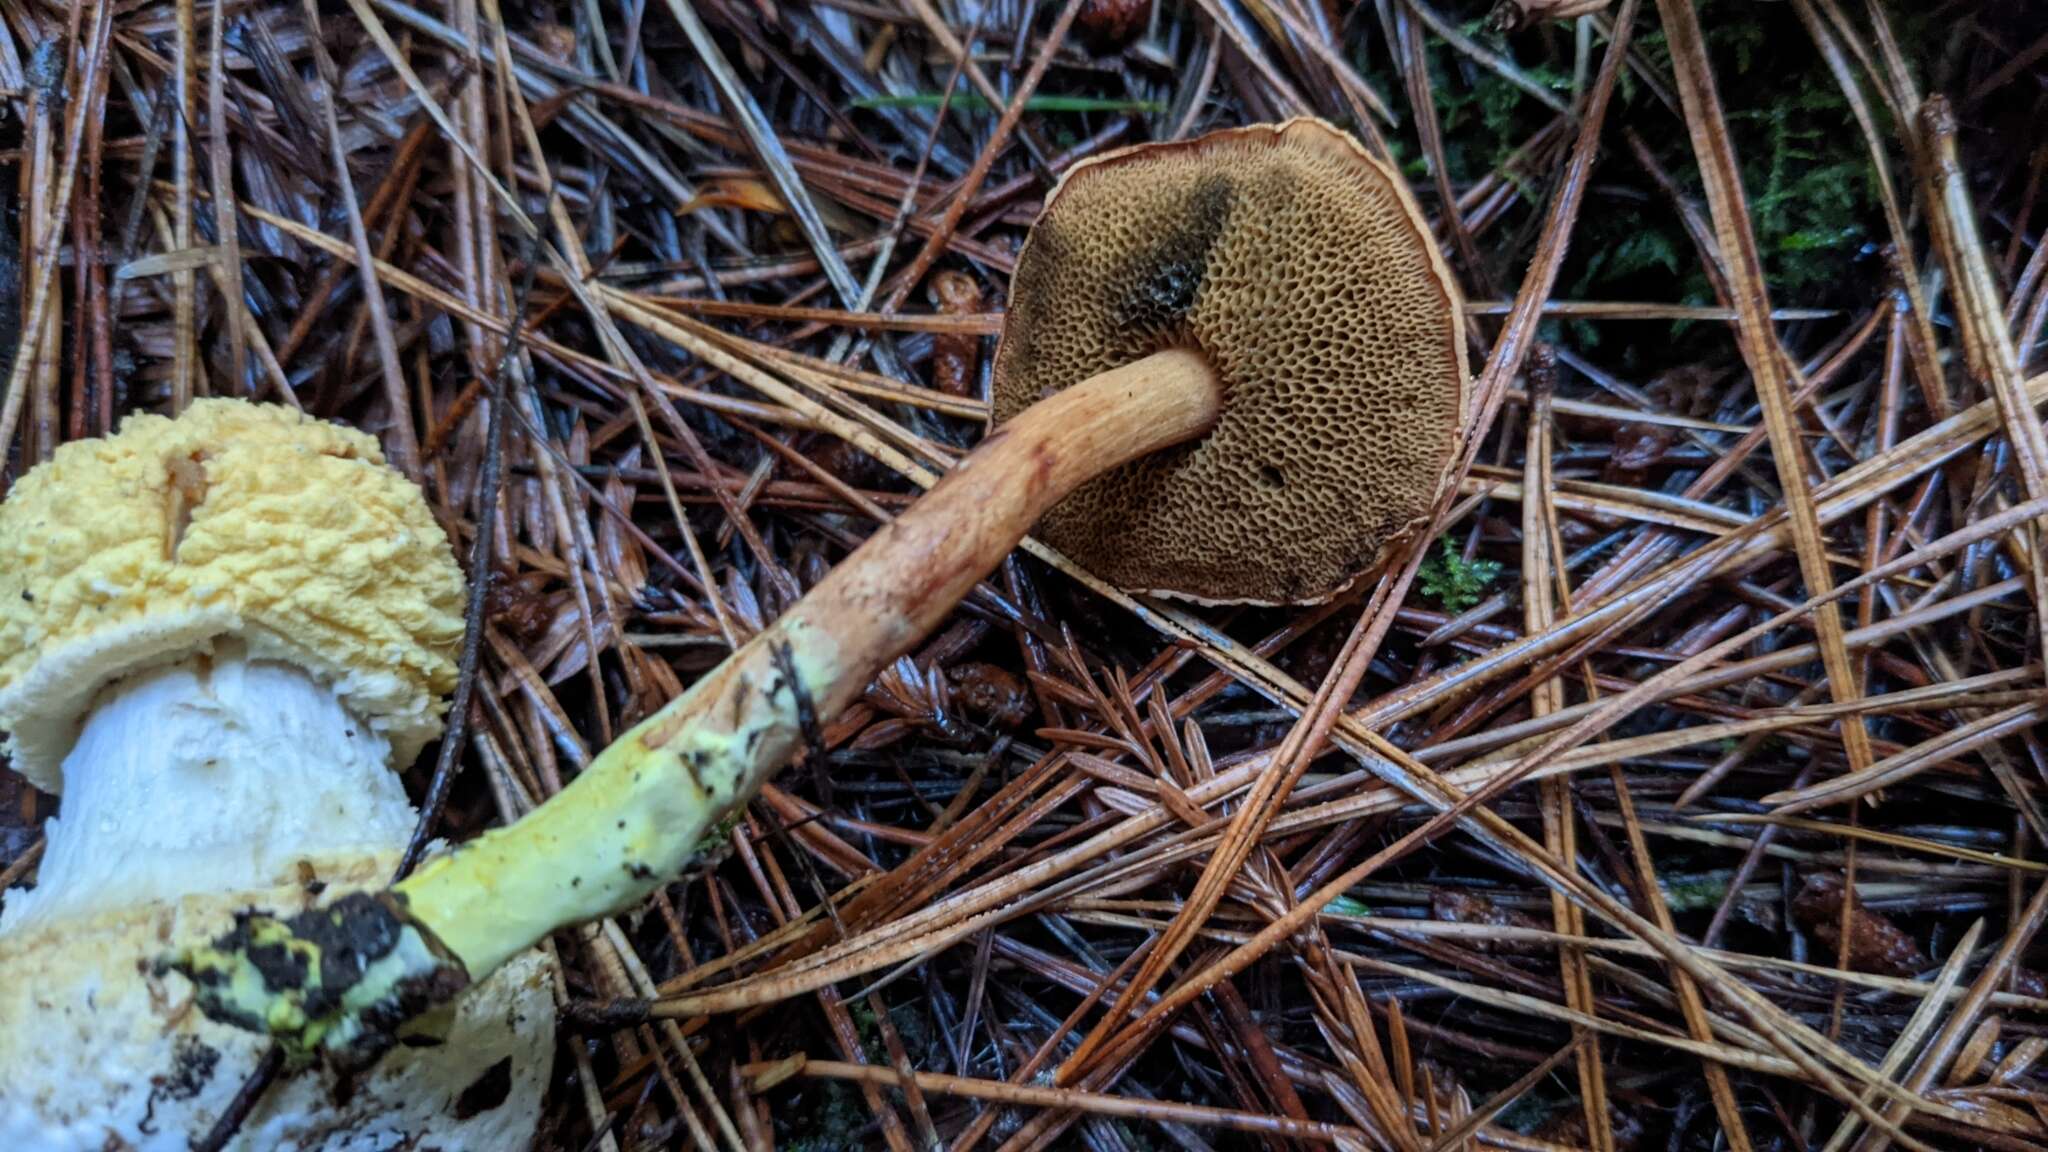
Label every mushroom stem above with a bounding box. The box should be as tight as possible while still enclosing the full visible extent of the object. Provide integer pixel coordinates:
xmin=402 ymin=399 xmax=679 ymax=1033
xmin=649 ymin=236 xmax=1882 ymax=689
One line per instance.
xmin=413 ymin=348 xmax=1221 ymax=974
xmin=174 ymin=347 xmax=1222 ymax=1057
xmin=1 ymin=645 xmax=415 ymax=932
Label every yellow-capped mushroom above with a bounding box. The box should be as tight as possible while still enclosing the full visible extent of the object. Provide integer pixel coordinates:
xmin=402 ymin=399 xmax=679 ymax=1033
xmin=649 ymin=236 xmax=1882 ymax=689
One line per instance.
xmin=0 ymin=399 xmax=557 ymax=1152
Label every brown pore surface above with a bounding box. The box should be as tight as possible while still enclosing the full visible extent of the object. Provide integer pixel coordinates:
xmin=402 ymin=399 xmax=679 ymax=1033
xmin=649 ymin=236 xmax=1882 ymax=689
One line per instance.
xmin=992 ymin=118 xmax=1468 ymax=605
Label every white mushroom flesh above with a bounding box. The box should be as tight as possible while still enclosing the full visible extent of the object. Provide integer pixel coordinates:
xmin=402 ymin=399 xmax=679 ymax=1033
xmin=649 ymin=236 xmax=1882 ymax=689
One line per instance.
xmin=4 ymin=646 xmax=415 ymax=930
xmin=0 ymin=645 xmax=557 ymax=1151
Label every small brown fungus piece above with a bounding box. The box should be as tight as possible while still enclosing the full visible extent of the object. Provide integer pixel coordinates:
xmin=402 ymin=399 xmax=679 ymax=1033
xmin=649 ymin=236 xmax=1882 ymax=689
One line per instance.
xmin=993 ymin=119 xmax=1467 ymax=605
xmin=1075 ymin=0 xmax=1148 ymax=52
xmin=949 ymin=662 xmax=1031 ymax=729
xmin=1791 ymin=873 xmax=1930 ymax=977
xmin=484 ymin=570 xmax=555 ymax=646
xmin=926 ymin=270 xmax=985 ymax=398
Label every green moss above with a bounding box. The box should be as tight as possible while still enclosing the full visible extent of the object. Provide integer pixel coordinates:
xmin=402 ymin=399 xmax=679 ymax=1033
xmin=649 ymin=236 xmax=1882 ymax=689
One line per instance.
xmin=1420 ymin=539 xmax=1503 ymax=614
xmin=779 ymin=999 xmax=936 ymax=1149
xmin=848 ymin=999 xmax=880 ymax=1058
xmin=779 ymin=1079 xmax=866 ymax=1152
xmin=1327 ymin=894 xmax=1374 ymax=918
xmin=1495 ymin=1083 xmax=1567 ymax=1134
xmin=1382 ymin=0 xmax=1943 ymax=368
xmin=847 ymin=997 xmax=932 ymax=1064
xmin=1424 ymin=53 xmax=1573 ymax=188
xmin=1633 ymin=7 xmax=1890 ymax=302
xmin=1660 ymin=870 xmax=1734 ymax=913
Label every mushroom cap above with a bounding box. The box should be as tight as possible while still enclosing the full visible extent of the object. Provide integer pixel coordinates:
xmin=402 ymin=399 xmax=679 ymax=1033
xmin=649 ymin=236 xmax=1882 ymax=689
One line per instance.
xmin=0 ymin=854 xmax=556 ymax=1152
xmin=991 ymin=118 xmax=1468 ymax=605
xmin=0 ymin=399 xmax=465 ymax=792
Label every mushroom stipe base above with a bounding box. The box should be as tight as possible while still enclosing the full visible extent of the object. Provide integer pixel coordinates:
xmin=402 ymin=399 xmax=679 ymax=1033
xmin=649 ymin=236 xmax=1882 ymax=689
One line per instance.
xmin=169 ymin=892 xmax=469 ymax=1070
xmin=169 ymin=348 xmax=1225 ymax=1063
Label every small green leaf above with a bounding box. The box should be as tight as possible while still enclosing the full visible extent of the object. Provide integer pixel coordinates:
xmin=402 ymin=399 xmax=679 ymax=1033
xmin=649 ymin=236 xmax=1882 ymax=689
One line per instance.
xmin=1327 ymin=895 xmax=1374 ymax=918
xmin=1419 ymin=539 xmax=1503 ymax=614
xmin=1776 ymin=225 xmax=1863 ymax=253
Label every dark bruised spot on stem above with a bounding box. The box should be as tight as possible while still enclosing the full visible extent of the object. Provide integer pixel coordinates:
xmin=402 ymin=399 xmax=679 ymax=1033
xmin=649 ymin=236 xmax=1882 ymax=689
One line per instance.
xmin=770 ymin=640 xmax=823 ymax=757
xmin=771 ymin=640 xmax=830 ymax=805
xmin=163 ymin=1037 xmax=220 ymax=1102
xmin=728 ymin=672 xmax=751 ymax=728
xmin=453 ymin=1057 xmax=514 ymax=1119
xmin=298 ymin=893 xmax=405 ymax=1008
xmin=245 ymin=939 xmax=307 ymax=993
xmin=341 ymin=961 xmax=469 ymax=1074
xmin=169 ymin=892 xmax=470 ymax=1073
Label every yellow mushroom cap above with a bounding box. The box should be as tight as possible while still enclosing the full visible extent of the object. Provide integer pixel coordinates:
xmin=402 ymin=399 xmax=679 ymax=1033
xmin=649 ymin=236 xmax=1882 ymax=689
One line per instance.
xmin=0 ymin=399 xmax=464 ymax=793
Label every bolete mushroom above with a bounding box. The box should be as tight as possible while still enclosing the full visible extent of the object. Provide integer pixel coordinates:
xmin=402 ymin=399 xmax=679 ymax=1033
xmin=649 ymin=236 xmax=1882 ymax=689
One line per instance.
xmin=994 ymin=119 xmax=1467 ymax=603
xmin=170 ymin=118 xmax=1466 ymax=1066
xmin=0 ymin=400 xmax=557 ymax=1151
